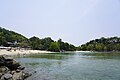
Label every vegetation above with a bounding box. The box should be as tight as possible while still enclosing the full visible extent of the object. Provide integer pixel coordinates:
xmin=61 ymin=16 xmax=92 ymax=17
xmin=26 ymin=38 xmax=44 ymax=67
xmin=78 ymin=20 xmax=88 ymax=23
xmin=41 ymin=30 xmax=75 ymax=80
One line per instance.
xmin=0 ymin=27 xmax=28 ymax=47
xmin=2 ymin=27 xmax=120 ymax=52
xmin=57 ymin=39 xmax=76 ymax=51
xmin=78 ymin=37 xmax=120 ymax=51
xmin=0 ymin=27 xmax=76 ymax=52
xmin=29 ymin=36 xmax=42 ymax=50
xmin=48 ymin=42 xmax=60 ymax=52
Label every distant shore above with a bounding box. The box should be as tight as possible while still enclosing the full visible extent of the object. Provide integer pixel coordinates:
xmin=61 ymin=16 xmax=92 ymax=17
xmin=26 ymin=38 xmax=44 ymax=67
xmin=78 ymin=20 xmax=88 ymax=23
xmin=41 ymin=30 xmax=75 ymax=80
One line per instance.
xmin=0 ymin=49 xmax=53 ymax=56
xmin=0 ymin=48 xmax=97 ymax=56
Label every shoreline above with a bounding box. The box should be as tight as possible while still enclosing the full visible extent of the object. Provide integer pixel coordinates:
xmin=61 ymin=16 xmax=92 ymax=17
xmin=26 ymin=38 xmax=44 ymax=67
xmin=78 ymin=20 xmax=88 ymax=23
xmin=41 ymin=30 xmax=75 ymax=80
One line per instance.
xmin=0 ymin=49 xmax=54 ymax=56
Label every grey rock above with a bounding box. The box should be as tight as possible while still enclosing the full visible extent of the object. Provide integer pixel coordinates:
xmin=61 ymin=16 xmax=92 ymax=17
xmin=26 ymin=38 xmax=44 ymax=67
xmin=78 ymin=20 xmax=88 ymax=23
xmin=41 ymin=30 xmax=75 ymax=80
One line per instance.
xmin=10 ymin=71 xmax=16 ymax=75
xmin=0 ymin=73 xmax=3 ymax=77
xmin=17 ymin=66 xmax=25 ymax=70
xmin=23 ymin=72 xmax=32 ymax=79
xmin=0 ymin=66 xmax=9 ymax=73
xmin=0 ymin=56 xmax=20 ymax=70
xmin=4 ymin=57 xmax=13 ymax=61
xmin=12 ymin=71 xmax=23 ymax=80
xmin=0 ymin=56 xmax=32 ymax=80
xmin=0 ymin=56 xmax=5 ymax=66
xmin=16 ymin=69 xmax=20 ymax=73
xmin=5 ymin=59 xmax=20 ymax=70
xmin=1 ymin=73 xmax=13 ymax=80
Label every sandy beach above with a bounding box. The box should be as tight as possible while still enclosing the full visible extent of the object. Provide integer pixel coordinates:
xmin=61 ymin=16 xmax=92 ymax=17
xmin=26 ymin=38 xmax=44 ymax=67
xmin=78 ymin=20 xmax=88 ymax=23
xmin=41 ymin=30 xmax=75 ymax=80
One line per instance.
xmin=0 ymin=49 xmax=53 ymax=56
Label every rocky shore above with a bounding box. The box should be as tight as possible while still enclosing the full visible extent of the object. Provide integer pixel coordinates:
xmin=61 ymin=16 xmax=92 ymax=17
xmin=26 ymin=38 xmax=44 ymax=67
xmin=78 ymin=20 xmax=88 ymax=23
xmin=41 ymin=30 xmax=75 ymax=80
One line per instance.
xmin=0 ymin=56 xmax=31 ymax=80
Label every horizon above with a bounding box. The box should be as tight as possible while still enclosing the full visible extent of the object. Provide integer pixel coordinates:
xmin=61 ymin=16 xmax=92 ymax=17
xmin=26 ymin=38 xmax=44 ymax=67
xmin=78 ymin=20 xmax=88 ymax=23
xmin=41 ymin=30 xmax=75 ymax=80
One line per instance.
xmin=0 ymin=0 xmax=120 ymax=46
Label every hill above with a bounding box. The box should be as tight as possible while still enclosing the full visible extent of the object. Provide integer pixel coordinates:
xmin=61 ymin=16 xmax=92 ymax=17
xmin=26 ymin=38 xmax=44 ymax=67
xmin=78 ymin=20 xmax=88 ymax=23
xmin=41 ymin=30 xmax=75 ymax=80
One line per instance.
xmin=0 ymin=27 xmax=28 ymax=47
xmin=78 ymin=37 xmax=120 ymax=51
xmin=0 ymin=27 xmax=76 ymax=52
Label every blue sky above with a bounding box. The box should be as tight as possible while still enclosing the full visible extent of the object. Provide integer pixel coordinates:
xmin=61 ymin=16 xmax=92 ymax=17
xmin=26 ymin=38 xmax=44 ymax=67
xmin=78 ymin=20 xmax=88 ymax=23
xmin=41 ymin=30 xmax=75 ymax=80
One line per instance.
xmin=0 ymin=0 xmax=120 ymax=46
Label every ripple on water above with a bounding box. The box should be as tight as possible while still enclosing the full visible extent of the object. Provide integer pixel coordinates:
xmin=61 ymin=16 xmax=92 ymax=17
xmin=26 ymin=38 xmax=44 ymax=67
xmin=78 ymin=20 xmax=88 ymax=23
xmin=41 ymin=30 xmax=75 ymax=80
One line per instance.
xmin=16 ymin=52 xmax=120 ymax=80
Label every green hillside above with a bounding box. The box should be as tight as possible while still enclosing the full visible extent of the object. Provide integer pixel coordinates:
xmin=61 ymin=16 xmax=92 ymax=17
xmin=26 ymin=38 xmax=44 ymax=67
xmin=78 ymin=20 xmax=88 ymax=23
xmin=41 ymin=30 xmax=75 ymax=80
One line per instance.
xmin=0 ymin=27 xmax=76 ymax=52
xmin=0 ymin=27 xmax=28 ymax=47
xmin=78 ymin=37 xmax=120 ymax=51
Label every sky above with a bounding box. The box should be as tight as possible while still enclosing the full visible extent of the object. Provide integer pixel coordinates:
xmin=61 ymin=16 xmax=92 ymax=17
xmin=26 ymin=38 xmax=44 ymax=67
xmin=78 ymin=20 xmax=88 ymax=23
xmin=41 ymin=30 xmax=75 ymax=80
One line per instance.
xmin=0 ymin=0 xmax=120 ymax=46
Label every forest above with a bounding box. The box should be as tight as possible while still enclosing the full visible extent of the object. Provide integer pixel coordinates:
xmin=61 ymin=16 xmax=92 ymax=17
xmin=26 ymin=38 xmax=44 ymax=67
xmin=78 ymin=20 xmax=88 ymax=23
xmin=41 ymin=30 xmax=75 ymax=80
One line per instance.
xmin=77 ymin=37 xmax=120 ymax=51
xmin=0 ymin=27 xmax=76 ymax=52
xmin=1 ymin=27 xmax=120 ymax=52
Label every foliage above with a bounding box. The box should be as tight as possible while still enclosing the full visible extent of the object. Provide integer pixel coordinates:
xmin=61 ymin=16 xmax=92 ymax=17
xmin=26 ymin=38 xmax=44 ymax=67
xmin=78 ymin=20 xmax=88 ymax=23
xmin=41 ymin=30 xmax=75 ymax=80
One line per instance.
xmin=48 ymin=42 xmax=60 ymax=52
xmin=78 ymin=37 xmax=120 ymax=51
xmin=0 ymin=27 xmax=28 ymax=47
xmin=57 ymin=39 xmax=76 ymax=51
xmin=40 ymin=37 xmax=54 ymax=50
xmin=0 ymin=27 xmax=76 ymax=52
xmin=29 ymin=36 xmax=42 ymax=50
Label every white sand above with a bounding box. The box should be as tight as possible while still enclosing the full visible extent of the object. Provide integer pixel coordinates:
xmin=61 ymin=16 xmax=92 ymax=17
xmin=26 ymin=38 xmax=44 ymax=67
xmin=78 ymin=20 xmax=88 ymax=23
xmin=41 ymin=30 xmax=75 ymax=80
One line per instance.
xmin=0 ymin=49 xmax=53 ymax=56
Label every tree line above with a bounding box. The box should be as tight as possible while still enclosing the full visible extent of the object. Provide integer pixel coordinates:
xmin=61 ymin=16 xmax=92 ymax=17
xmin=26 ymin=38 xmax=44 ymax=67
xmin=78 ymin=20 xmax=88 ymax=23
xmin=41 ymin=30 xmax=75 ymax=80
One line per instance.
xmin=0 ymin=27 xmax=76 ymax=52
xmin=1 ymin=27 xmax=120 ymax=52
xmin=77 ymin=37 xmax=120 ymax=51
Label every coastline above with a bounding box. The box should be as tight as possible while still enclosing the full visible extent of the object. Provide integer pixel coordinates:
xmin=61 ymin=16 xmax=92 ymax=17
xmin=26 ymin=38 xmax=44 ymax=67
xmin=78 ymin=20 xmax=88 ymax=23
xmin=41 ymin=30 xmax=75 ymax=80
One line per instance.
xmin=0 ymin=49 xmax=95 ymax=56
xmin=0 ymin=49 xmax=53 ymax=56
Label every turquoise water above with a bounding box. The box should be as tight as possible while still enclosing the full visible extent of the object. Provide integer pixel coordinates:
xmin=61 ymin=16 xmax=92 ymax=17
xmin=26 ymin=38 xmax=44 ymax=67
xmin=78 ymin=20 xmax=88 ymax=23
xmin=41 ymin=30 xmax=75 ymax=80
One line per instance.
xmin=16 ymin=52 xmax=120 ymax=80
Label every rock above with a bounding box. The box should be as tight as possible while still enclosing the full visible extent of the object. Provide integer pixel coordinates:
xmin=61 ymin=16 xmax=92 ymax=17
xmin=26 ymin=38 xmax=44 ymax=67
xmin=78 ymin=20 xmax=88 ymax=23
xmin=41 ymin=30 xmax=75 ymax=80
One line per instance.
xmin=1 ymin=73 xmax=13 ymax=80
xmin=23 ymin=72 xmax=32 ymax=79
xmin=0 ymin=73 xmax=3 ymax=77
xmin=4 ymin=57 xmax=14 ymax=61
xmin=0 ymin=56 xmax=32 ymax=80
xmin=5 ymin=59 xmax=20 ymax=70
xmin=10 ymin=71 xmax=16 ymax=75
xmin=0 ymin=66 xmax=9 ymax=74
xmin=16 ymin=69 xmax=20 ymax=73
xmin=0 ymin=56 xmax=5 ymax=66
xmin=17 ymin=66 xmax=25 ymax=70
xmin=0 ymin=56 xmax=20 ymax=70
xmin=12 ymin=71 xmax=23 ymax=80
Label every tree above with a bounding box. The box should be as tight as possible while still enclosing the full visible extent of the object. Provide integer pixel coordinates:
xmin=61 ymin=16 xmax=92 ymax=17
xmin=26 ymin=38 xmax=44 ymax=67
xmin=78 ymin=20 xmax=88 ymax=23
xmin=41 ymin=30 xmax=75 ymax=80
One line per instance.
xmin=79 ymin=37 xmax=120 ymax=51
xmin=69 ymin=44 xmax=76 ymax=51
xmin=95 ymin=43 xmax=104 ymax=51
xmin=48 ymin=42 xmax=60 ymax=52
xmin=0 ymin=27 xmax=77 ymax=51
xmin=41 ymin=37 xmax=54 ymax=50
xmin=86 ymin=44 xmax=95 ymax=51
xmin=57 ymin=38 xmax=63 ymax=50
xmin=29 ymin=36 xmax=42 ymax=50
xmin=0 ymin=27 xmax=28 ymax=47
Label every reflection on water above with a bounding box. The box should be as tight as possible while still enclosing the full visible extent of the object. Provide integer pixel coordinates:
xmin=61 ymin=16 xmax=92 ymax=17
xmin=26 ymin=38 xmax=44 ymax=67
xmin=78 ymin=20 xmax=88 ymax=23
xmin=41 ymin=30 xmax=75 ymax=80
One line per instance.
xmin=16 ymin=52 xmax=120 ymax=80
xmin=82 ymin=52 xmax=120 ymax=60
xmin=17 ymin=53 xmax=75 ymax=60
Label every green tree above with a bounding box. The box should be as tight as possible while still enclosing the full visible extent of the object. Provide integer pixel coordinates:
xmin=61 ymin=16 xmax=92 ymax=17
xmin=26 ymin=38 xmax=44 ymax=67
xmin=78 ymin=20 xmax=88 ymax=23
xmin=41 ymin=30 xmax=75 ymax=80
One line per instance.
xmin=48 ymin=42 xmax=60 ymax=52
xmin=86 ymin=44 xmax=95 ymax=51
xmin=0 ymin=27 xmax=28 ymax=47
xmin=69 ymin=44 xmax=76 ymax=51
xmin=79 ymin=37 xmax=120 ymax=51
xmin=41 ymin=37 xmax=54 ymax=50
xmin=29 ymin=36 xmax=42 ymax=50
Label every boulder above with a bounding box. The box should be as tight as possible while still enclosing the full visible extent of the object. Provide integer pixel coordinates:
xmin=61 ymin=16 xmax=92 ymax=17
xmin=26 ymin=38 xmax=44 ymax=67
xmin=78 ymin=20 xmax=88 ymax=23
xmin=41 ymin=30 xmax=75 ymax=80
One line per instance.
xmin=0 ymin=66 xmax=9 ymax=74
xmin=23 ymin=72 xmax=32 ymax=79
xmin=1 ymin=73 xmax=13 ymax=80
xmin=5 ymin=59 xmax=20 ymax=70
xmin=0 ymin=73 xmax=2 ymax=77
xmin=0 ymin=56 xmax=5 ymax=66
xmin=12 ymin=71 xmax=23 ymax=80
xmin=17 ymin=66 xmax=25 ymax=70
xmin=0 ymin=56 xmax=20 ymax=70
xmin=0 ymin=56 xmax=32 ymax=80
